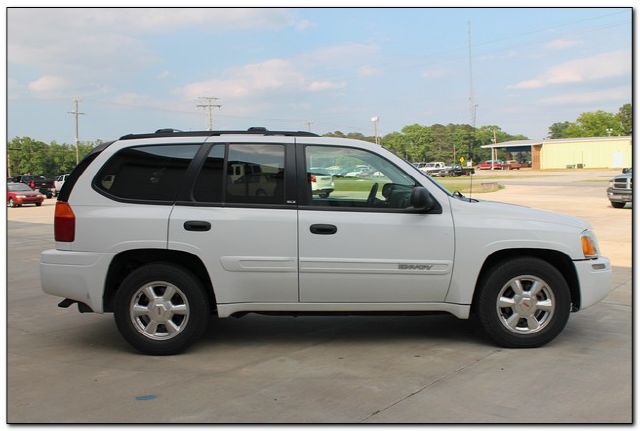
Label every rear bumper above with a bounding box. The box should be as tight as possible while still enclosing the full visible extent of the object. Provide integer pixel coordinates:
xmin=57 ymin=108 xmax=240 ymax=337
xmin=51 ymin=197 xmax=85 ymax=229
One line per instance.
xmin=574 ymin=257 xmax=612 ymax=310
xmin=12 ymin=196 xmax=44 ymax=204
xmin=40 ymin=249 xmax=114 ymax=312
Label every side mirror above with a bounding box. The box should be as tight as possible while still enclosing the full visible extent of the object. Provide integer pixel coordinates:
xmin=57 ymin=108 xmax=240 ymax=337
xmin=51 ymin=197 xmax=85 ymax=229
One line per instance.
xmin=411 ymin=187 xmax=435 ymax=211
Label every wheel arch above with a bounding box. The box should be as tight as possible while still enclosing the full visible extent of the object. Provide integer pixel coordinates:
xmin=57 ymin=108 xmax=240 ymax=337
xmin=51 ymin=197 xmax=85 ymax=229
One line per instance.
xmin=103 ymin=249 xmax=216 ymax=313
xmin=471 ymin=248 xmax=580 ymax=312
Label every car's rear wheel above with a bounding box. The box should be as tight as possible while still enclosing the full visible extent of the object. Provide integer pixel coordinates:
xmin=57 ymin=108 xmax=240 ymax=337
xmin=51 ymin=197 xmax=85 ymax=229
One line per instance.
xmin=611 ymin=201 xmax=626 ymax=208
xmin=36 ymin=202 xmax=42 ymax=207
xmin=476 ymin=257 xmax=570 ymax=348
xmin=114 ymin=263 xmax=210 ymax=355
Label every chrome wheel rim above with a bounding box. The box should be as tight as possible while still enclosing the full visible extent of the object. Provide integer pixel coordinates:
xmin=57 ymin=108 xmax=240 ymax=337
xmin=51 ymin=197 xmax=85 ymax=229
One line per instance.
xmin=496 ymin=275 xmax=555 ymax=334
xmin=129 ymin=281 xmax=190 ymax=340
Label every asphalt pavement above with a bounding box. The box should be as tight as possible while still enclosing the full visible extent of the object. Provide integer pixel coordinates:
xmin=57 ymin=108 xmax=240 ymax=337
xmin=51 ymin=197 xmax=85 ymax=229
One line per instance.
xmin=7 ymin=170 xmax=632 ymax=423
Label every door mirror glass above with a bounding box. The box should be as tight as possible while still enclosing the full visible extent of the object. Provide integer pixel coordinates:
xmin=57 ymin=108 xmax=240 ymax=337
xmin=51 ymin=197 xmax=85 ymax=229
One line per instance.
xmin=411 ymin=187 xmax=435 ymax=211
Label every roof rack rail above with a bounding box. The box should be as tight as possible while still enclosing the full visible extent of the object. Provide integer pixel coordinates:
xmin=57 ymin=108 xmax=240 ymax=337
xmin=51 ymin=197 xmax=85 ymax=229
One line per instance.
xmin=119 ymin=127 xmax=319 ymax=140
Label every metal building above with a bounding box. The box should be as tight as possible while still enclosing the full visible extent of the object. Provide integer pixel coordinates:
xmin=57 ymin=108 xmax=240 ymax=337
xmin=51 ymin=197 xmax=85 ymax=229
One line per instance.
xmin=481 ymin=136 xmax=632 ymax=170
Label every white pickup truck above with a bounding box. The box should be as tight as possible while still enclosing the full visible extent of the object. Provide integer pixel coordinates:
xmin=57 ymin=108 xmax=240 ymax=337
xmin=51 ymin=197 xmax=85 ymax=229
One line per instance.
xmin=418 ymin=162 xmax=447 ymax=176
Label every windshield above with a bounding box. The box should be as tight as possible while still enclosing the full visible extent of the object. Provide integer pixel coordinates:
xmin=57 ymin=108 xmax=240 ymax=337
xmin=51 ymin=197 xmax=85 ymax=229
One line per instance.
xmin=8 ymin=183 xmax=33 ymax=192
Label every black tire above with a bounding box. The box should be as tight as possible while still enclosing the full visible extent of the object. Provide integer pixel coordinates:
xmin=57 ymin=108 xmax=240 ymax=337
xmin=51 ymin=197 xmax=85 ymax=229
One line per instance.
xmin=114 ymin=263 xmax=210 ymax=355
xmin=475 ymin=257 xmax=570 ymax=348
xmin=319 ymin=192 xmax=330 ymax=198
xmin=36 ymin=202 xmax=42 ymax=207
xmin=611 ymin=201 xmax=626 ymax=209
xmin=8 ymin=199 xmax=17 ymax=208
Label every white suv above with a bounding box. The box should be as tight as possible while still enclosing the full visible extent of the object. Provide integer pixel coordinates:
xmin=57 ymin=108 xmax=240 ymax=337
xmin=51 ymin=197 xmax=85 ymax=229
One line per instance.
xmin=40 ymin=128 xmax=611 ymax=355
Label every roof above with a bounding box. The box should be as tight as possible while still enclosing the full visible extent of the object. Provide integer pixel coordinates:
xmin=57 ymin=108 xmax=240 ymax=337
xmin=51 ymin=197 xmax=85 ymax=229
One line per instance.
xmin=119 ymin=127 xmax=319 ymax=140
xmin=481 ymin=135 xmax=631 ymax=149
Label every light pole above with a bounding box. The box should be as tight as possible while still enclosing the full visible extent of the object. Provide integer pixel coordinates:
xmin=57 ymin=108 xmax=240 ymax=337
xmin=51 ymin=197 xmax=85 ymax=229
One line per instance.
xmin=371 ymin=116 xmax=379 ymax=145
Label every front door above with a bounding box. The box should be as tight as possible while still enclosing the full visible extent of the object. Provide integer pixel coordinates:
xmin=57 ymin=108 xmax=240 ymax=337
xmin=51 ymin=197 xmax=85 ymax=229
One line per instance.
xmin=297 ymin=144 xmax=455 ymax=303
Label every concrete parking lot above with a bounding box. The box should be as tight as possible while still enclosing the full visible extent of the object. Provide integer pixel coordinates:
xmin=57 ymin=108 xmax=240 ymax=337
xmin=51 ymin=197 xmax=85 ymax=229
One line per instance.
xmin=7 ymin=169 xmax=631 ymax=423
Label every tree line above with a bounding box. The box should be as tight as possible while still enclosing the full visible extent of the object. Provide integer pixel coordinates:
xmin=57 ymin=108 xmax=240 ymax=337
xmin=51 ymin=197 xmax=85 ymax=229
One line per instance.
xmin=6 ymin=104 xmax=631 ymax=177
xmin=548 ymin=104 xmax=631 ymax=139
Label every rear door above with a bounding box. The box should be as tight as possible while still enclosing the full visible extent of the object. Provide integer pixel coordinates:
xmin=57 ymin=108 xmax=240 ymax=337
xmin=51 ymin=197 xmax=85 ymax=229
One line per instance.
xmin=168 ymin=137 xmax=299 ymax=304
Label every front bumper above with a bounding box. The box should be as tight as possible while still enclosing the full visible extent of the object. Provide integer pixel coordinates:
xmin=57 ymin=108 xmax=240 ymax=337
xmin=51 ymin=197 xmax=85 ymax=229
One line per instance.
xmin=607 ymin=187 xmax=632 ymax=203
xmin=574 ymin=256 xmax=612 ymax=310
xmin=40 ymin=249 xmax=114 ymax=312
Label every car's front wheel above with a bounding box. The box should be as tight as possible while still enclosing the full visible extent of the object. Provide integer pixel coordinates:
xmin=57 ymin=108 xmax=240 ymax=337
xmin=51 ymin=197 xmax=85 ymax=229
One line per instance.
xmin=114 ymin=263 xmax=210 ymax=355
xmin=611 ymin=201 xmax=626 ymax=208
xmin=475 ymin=257 xmax=571 ymax=348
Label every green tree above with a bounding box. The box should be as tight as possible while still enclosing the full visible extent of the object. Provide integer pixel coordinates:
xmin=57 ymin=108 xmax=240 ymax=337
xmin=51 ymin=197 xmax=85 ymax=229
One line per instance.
xmin=564 ymin=110 xmax=623 ymax=137
xmin=617 ymin=103 xmax=632 ymax=135
xmin=548 ymin=121 xmax=571 ymax=139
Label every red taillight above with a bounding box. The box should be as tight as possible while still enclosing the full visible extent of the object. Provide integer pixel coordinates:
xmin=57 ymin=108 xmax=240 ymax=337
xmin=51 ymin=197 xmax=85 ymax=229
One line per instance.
xmin=310 ymin=175 xmax=317 ymax=183
xmin=54 ymin=201 xmax=75 ymax=242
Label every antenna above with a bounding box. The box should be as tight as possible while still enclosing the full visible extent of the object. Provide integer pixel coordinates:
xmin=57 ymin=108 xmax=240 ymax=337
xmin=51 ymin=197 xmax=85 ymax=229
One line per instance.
xmin=468 ymin=21 xmax=474 ymax=199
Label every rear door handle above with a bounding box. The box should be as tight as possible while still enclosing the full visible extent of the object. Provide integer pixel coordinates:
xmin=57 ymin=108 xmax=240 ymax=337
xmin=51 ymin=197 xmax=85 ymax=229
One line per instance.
xmin=184 ymin=220 xmax=211 ymax=232
xmin=310 ymin=224 xmax=337 ymax=235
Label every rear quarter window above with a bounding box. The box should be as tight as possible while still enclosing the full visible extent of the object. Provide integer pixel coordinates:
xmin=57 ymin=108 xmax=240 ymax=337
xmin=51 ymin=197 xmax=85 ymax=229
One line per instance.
xmin=93 ymin=144 xmax=199 ymax=202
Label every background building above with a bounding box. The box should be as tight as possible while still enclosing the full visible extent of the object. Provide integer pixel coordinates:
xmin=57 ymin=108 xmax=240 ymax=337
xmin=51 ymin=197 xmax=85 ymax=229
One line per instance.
xmin=482 ymin=136 xmax=632 ymax=170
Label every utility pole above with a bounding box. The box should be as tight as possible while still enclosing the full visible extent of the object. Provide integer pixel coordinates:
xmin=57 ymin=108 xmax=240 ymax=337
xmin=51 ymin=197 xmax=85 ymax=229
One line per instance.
xmin=196 ymin=97 xmax=222 ymax=131
xmin=491 ymin=128 xmax=498 ymax=170
xmin=371 ymin=116 xmax=380 ymax=145
xmin=67 ymin=97 xmax=85 ymax=164
xmin=305 ymin=121 xmax=312 ymax=132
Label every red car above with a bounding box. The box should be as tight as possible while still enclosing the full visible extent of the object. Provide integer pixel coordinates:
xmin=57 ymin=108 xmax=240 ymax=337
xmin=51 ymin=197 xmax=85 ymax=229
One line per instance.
xmin=477 ymin=160 xmax=506 ymax=170
xmin=7 ymin=182 xmax=45 ymax=207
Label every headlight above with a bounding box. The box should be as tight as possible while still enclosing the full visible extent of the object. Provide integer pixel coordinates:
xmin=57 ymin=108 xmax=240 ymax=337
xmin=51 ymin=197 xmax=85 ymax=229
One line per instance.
xmin=609 ymin=180 xmax=614 ymax=188
xmin=581 ymin=230 xmax=599 ymax=259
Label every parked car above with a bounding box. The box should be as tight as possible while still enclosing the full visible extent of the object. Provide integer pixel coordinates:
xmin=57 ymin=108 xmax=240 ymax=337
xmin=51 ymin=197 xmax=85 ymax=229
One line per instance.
xmin=505 ymin=160 xmax=522 ymax=170
xmin=308 ymin=169 xmax=335 ymax=198
xmin=345 ymin=165 xmax=373 ymax=177
xmin=607 ymin=168 xmax=632 ymax=208
xmin=40 ymin=127 xmax=610 ymax=355
xmin=419 ymin=162 xmax=447 ymax=176
xmin=54 ymin=174 xmax=70 ymax=197
xmin=439 ymin=165 xmax=475 ymax=177
xmin=477 ymin=160 xmax=506 ymax=170
xmin=11 ymin=174 xmax=55 ymax=198
xmin=7 ymin=182 xmax=45 ymax=207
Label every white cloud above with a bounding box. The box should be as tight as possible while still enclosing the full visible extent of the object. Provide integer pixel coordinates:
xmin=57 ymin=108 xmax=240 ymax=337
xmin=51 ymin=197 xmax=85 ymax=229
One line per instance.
xmin=358 ymin=65 xmax=382 ymax=77
xmin=539 ymin=86 xmax=630 ymax=105
xmin=307 ymin=81 xmax=346 ymax=92
xmin=508 ymin=50 xmax=630 ymax=90
xmin=27 ymin=75 xmax=68 ymax=97
xmin=175 ymin=42 xmax=377 ymax=103
xmin=544 ymin=39 xmax=582 ymax=50
xmin=294 ymin=19 xmax=315 ymax=31
xmin=7 ymin=8 xmax=310 ymax=99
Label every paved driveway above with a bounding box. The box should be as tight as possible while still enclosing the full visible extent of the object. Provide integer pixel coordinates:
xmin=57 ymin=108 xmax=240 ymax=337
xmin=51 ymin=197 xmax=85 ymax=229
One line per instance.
xmin=7 ymin=170 xmax=631 ymax=423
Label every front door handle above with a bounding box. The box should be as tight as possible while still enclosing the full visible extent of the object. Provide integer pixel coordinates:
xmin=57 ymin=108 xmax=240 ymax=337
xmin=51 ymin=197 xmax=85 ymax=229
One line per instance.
xmin=184 ymin=220 xmax=211 ymax=232
xmin=310 ymin=224 xmax=337 ymax=235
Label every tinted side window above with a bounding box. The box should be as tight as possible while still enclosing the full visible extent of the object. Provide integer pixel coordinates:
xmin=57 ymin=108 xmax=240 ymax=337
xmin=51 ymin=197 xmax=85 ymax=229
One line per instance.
xmin=193 ymin=144 xmax=224 ymax=202
xmin=95 ymin=144 xmax=199 ymax=201
xmin=304 ymin=145 xmax=416 ymax=209
xmin=226 ymin=144 xmax=285 ymax=205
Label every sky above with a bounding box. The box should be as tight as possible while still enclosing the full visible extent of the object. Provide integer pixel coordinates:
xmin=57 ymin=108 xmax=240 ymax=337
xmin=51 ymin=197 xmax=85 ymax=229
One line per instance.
xmin=6 ymin=7 xmax=632 ymax=143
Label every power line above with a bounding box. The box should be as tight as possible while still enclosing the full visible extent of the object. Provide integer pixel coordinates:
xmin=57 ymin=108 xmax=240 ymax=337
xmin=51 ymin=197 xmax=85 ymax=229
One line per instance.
xmin=196 ymin=97 xmax=222 ymax=131
xmin=67 ymin=97 xmax=85 ymax=164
